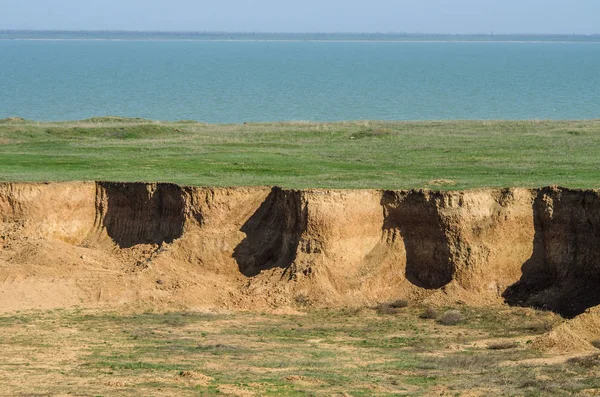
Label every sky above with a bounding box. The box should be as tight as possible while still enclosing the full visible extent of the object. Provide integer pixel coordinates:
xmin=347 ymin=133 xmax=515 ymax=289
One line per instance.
xmin=1 ymin=0 xmax=599 ymax=34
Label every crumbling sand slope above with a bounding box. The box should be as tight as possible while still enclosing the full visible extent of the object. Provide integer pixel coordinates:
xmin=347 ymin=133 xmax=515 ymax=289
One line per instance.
xmin=1 ymin=182 xmax=600 ymax=349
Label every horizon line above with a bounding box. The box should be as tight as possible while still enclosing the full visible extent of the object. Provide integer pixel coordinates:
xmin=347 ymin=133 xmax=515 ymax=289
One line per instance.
xmin=2 ymin=29 xmax=600 ymax=36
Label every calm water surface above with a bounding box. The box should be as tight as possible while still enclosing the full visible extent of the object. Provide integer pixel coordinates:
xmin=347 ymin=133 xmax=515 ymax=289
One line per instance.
xmin=0 ymin=41 xmax=599 ymax=122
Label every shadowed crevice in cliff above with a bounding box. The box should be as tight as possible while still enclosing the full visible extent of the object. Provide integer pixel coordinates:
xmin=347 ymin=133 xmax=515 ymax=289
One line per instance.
xmin=98 ymin=182 xmax=186 ymax=248
xmin=382 ymin=190 xmax=454 ymax=289
xmin=233 ymin=187 xmax=307 ymax=277
xmin=504 ymin=188 xmax=600 ymax=318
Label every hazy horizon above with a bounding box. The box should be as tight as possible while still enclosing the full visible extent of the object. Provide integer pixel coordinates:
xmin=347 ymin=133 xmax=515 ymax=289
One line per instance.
xmin=3 ymin=29 xmax=600 ymax=36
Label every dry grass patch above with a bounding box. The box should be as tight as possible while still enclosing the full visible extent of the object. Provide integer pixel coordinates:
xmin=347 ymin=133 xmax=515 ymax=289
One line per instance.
xmin=437 ymin=310 xmax=464 ymax=326
xmin=486 ymin=340 xmax=519 ymax=350
xmin=375 ymin=299 xmax=409 ymax=315
xmin=419 ymin=306 xmax=439 ymax=320
xmin=0 ymin=305 xmax=594 ymax=396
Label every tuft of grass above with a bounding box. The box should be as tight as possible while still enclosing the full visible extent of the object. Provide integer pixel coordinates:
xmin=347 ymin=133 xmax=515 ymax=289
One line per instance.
xmin=375 ymin=299 xmax=409 ymax=315
xmin=567 ymin=354 xmax=600 ymax=368
xmin=422 ymin=354 xmax=495 ymax=371
xmin=95 ymin=360 xmax=186 ymax=371
xmin=487 ymin=340 xmax=519 ymax=350
xmin=294 ymin=294 xmax=310 ymax=306
xmin=522 ymin=320 xmax=554 ymax=334
xmin=419 ymin=306 xmax=439 ymax=320
xmin=437 ymin=310 xmax=464 ymax=326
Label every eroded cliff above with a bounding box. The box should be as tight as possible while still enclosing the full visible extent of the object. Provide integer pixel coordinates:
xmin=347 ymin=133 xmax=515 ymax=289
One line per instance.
xmin=1 ymin=182 xmax=600 ymax=348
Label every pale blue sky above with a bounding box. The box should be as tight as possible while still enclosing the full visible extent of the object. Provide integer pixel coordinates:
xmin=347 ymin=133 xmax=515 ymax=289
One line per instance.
xmin=1 ymin=0 xmax=598 ymax=34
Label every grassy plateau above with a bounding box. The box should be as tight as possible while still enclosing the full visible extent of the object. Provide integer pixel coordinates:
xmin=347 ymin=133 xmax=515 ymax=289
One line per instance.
xmin=1 ymin=117 xmax=600 ymax=190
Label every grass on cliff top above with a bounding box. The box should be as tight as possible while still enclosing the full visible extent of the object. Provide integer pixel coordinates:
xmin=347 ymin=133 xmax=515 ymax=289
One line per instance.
xmin=1 ymin=117 xmax=600 ymax=189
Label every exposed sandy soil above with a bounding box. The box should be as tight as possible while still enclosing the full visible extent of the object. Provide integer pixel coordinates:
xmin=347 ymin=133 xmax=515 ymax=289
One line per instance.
xmin=2 ymin=181 xmax=600 ymax=351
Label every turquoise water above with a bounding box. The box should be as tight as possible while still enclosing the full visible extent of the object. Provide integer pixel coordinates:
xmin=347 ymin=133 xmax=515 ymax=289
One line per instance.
xmin=0 ymin=40 xmax=599 ymax=122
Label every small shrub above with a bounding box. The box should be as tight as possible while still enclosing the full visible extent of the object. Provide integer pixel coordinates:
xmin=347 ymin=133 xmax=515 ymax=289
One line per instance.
xmin=294 ymin=294 xmax=309 ymax=306
xmin=437 ymin=310 xmax=464 ymax=326
xmin=567 ymin=354 xmax=600 ymax=368
xmin=591 ymin=340 xmax=600 ymax=349
xmin=375 ymin=299 xmax=409 ymax=315
xmin=486 ymin=340 xmax=519 ymax=350
xmin=388 ymin=299 xmax=409 ymax=309
xmin=377 ymin=306 xmax=397 ymax=315
xmin=519 ymin=379 xmax=560 ymax=393
xmin=519 ymin=380 xmax=542 ymax=389
xmin=419 ymin=307 xmax=438 ymax=320
xmin=523 ymin=321 xmax=553 ymax=334
xmin=351 ymin=127 xmax=392 ymax=139
xmin=339 ymin=307 xmax=363 ymax=316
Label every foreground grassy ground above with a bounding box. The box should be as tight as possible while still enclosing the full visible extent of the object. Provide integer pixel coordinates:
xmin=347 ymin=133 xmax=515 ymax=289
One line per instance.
xmin=4 ymin=304 xmax=600 ymax=396
xmin=1 ymin=117 xmax=600 ymax=189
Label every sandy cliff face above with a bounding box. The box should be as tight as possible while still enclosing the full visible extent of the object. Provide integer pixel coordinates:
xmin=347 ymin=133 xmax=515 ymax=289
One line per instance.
xmin=0 ymin=182 xmax=97 ymax=245
xmin=503 ymin=187 xmax=600 ymax=319
xmin=2 ymin=181 xmax=600 ymax=347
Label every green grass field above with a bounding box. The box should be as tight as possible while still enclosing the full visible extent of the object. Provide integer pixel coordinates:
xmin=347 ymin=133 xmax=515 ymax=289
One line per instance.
xmin=1 ymin=117 xmax=600 ymax=189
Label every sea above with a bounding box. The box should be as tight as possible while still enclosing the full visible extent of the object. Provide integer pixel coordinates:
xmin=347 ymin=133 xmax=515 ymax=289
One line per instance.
xmin=1 ymin=39 xmax=599 ymax=122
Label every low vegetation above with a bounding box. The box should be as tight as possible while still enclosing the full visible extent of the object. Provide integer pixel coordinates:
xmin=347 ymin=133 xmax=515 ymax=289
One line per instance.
xmin=375 ymin=298 xmax=409 ymax=314
xmin=437 ymin=309 xmax=464 ymax=326
xmin=419 ymin=306 xmax=439 ymax=320
xmin=486 ymin=340 xmax=520 ymax=350
xmin=0 ymin=305 xmax=592 ymax=396
xmin=0 ymin=118 xmax=600 ymax=189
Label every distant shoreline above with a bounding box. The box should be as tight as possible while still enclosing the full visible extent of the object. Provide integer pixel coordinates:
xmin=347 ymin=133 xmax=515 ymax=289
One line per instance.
xmin=2 ymin=31 xmax=600 ymax=43
xmin=2 ymin=38 xmax=600 ymax=44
